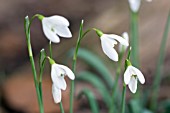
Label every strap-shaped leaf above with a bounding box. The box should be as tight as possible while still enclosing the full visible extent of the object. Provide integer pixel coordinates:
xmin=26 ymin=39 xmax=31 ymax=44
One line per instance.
xmin=78 ymin=89 xmax=99 ymax=113
xmin=68 ymin=48 xmax=113 ymax=89
xmin=76 ymin=71 xmax=111 ymax=108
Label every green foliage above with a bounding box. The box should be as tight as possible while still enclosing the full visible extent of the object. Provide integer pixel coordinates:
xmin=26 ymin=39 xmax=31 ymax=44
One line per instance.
xmin=159 ymin=100 xmax=170 ymax=113
xmin=151 ymin=11 xmax=170 ymax=111
xmin=78 ymin=89 xmax=99 ymax=113
xmin=128 ymin=99 xmax=142 ymax=113
xmin=76 ymin=71 xmax=111 ymax=108
xmin=130 ymin=12 xmax=139 ymax=67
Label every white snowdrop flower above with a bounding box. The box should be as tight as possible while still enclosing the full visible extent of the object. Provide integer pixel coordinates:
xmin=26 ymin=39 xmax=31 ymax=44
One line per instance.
xmin=119 ymin=32 xmax=129 ymax=53
xmin=95 ymin=29 xmax=129 ymax=61
xmin=124 ymin=64 xmax=145 ymax=93
xmin=49 ymin=57 xmax=75 ymax=103
xmin=38 ymin=15 xmax=72 ymax=43
xmin=128 ymin=0 xmax=152 ymax=13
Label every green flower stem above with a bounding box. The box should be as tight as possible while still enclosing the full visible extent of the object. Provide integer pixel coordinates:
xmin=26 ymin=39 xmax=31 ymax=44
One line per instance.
xmin=121 ymin=84 xmax=126 ymax=113
xmin=47 ymin=37 xmax=66 ymax=113
xmin=151 ymin=11 xmax=170 ymax=111
xmin=70 ymin=80 xmax=75 ymax=113
xmin=130 ymin=11 xmax=139 ymax=67
xmin=60 ymin=102 xmax=65 ymax=113
xmin=70 ymin=20 xmax=91 ymax=113
xmin=49 ymin=41 xmax=53 ymax=58
xmin=24 ymin=17 xmax=44 ymax=113
xmin=109 ymin=56 xmax=122 ymax=113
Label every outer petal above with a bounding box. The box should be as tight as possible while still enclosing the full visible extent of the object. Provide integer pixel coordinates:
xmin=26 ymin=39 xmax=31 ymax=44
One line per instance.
xmin=54 ymin=25 xmax=72 ymax=38
xmin=101 ymin=34 xmax=118 ymax=47
xmin=42 ymin=19 xmax=60 ymax=43
xmin=44 ymin=15 xmax=70 ymax=26
xmin=128 ymin=0 xmax=141 ymax=13
xmin=52 ymin=84 xmax=61 ymax=103
xmin=131 ymin=66 xmax=145 ymax=84
xmin=106 ymin=34 xmax=129 ymax=47
xmin=57 ymin=64 xmax=75 ymax=80
xmin=51 ymin=64 xmax=67 ymax=90
xmin=124 ymin=66 xmax=132 ymax=85
xmin=101 ymin=37 xmax=118 ymax=61
xmin=128 ymin=77 xmax=138 ymax=93
xmin=122 ymin=32 xmax=129 ymax=43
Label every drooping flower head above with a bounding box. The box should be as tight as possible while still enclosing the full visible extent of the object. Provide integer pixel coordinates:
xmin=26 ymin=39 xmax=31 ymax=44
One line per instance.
xmin=124 ymin=59 xmax=145 ymax=93
xmin=94 ymin=29 xmax=129 ymax=61
xmin=48 ymin=57 xmax=75 ymax=103
xmin=128 ymin=0 xmax=152 ymax=13
xmin=37 ymin=14 xmax=72 ymax=43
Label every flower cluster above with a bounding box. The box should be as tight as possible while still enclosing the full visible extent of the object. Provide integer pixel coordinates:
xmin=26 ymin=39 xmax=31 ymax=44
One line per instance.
xmin=34 ymin=14 xmax=145 ymax=104
xmin=38 ymin=15 xmax=74 ymax=103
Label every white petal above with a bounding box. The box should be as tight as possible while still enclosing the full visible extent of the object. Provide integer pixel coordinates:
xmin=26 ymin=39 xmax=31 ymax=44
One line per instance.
xmin=101 ymin=37 xmax=118 ymax=61
xmin=51 ymin=64 xmax=67 ymax=90
xmin=146 ymin=0 xmax=152 ymax=2
xmin=128 ymin=0 xmax=141 ymax=13
xmin=52 ymin=84 xmax=61 ymax=103
xmin=42 ymin=19 xmax=60 ymax=43
xmin=57 ymin=64 xmax=75 ymax=80
xmin=128 ymin=77 xmax=138 ymax=93
xmin=119 ymin=32 xmax=129 ymax=52
xmin=101 ymin=34 xmax=118 ymax=47
xmin=131 ymin=66 xmax=145 ymax=84
xmin=124 ymin=66 xmax=132 ymax=84
xmin=54 ymin=25 xmax=72 ymax=38
xmin=44 ymin=15 xmax=69 ymax=26
xmin=106 ymin=34 xmax=129 ymax=46
xmin=122 ymin=32 xmax=129 ymax=43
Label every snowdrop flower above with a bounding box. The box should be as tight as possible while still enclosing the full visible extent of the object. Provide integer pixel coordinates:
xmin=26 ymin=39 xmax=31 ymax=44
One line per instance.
xmin=94 ymin=29 xmax=129 ymax=61
xmin=124 ymin=60 xmax=145 ymax=93
xmin=37 ymin=14 xmax=72 ymax=43
xmin=128 ymin=0 xmax=152 ymax=13
xmin=48 ymin=57 xmax=75 ymax=103
xmin=119 ymin=32 xmax=129 ymax=53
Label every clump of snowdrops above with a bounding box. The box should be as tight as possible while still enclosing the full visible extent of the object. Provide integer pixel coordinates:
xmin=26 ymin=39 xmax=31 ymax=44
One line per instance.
xmin=24 ymin=0 xmax=170 ymax=113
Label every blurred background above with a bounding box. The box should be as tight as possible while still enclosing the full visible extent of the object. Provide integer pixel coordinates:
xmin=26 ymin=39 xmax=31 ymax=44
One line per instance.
xmin=0 ymin=0 xmax=170 ymax=113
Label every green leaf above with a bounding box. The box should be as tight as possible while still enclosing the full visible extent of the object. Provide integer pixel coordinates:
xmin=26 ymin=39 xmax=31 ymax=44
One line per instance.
xmin=142 ymin=109 xmax=153 ymax=113
xmin=76 ymin=71 xmax=111 ymax=108
xmin=78 ymin=88 xmax=99 ymax=113
xmin=151 ymin=11 xmax=170 ymax=111
xmin=68 ymin=48 xmax=113 ymax=89
xmin=159 ymin=100 xmax=170 ymax=113
xmin=128 ymin=99 xmax=142 ymax=113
